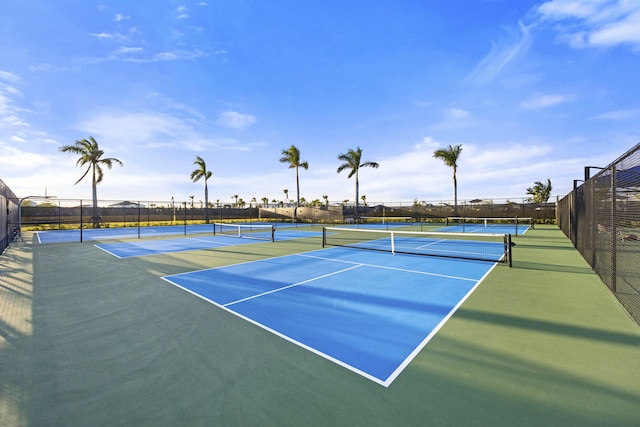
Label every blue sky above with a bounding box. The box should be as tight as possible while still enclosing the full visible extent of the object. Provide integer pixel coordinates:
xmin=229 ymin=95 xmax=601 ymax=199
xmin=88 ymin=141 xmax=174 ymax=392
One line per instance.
xmin=1 ymin=0 xmax=640 ymax=206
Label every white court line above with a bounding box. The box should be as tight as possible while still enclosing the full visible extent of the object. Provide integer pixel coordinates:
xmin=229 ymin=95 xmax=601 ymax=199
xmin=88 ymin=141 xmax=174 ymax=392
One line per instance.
xmin=93 ymin=236 xmax=237 ymax=259
xmin=161 ymin=250 xmax=496 ymax=387
xmin=223 ymin=264 xmax=363 ymax=307
xmin=94 ymin=244 xmax=124 ymax=259
xmin=383 ymin=262 xmax=498 ymax=386
xmin=295 ymin=252 xmax=479 ymax=282
xmin=185 ymin=236 xmax=236 ymax=247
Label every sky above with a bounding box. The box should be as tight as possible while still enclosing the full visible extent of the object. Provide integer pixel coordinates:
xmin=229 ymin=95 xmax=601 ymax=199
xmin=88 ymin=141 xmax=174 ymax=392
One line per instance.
xmin=1 ymin=0 xmax=640 ymax=206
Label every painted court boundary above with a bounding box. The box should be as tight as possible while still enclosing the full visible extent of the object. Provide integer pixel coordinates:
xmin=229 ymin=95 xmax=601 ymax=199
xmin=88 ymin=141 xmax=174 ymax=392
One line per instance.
xmin=162 ymin=250 xmax=497 ymax=387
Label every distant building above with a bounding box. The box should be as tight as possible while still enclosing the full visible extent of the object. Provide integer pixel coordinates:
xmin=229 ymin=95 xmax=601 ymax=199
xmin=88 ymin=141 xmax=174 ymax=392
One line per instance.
xmin=108 ymin=201 xmax=147 ymax=208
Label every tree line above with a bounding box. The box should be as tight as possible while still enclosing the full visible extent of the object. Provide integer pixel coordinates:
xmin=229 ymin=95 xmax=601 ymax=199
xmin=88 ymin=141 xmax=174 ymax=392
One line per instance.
xmin=59 ymin=137 xmax=551 ymax=227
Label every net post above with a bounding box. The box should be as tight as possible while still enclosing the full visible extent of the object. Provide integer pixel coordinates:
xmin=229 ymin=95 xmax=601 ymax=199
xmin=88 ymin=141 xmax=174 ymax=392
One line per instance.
xmin=390 ymin=231 xmax=395 ymax=254
xmin=271 ymin=225 xmax=275 ymax=242
xmin=322 ymin=227 xmax=326 ymax=248
xmin=507 ymin=234 xmax=513 ymax=267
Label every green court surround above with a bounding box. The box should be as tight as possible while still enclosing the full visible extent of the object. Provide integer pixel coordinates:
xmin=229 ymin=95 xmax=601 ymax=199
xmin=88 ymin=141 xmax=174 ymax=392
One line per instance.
xmin=0 ymin=225 xmax=639 ymax=426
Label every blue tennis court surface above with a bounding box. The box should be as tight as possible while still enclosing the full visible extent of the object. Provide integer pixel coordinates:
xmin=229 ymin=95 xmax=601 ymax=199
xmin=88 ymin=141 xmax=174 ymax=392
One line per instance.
xmin=36 ymin=222 xmax=310 ymax=244
xmin=95 ymin=230 xmax=321 ymax=258
xmin=435 ymin=224 xmax=530 ymax=235
xmin=162 ymin=248 xmax=496 ymax=386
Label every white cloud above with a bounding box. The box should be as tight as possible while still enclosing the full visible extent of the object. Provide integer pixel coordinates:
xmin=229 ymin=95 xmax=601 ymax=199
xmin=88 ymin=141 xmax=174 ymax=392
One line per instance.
xmin=28 ymin=63 xmax=74 ymax=72
xmin=537 ymin=0 xmax=598 ymax=20
xmin=429 ymin=107 xmax=479 ymax=131
xmin=115 ymin=47 xmax=143 ymax=55
xmin=90 ymin=32 xmax=113 ymax=39
xmin=72 ymin=109 xmax=259 ymax=156
xmin=591 ymin=109 xmax=640 ymax=120
xmin=73 ymin=111 xmax=195 ymax=145
xmin=590 ymin=10 xmax=640 ymax=46
xmin=177 ymin=5 xmax=189 ymax=19
xmin=0 ymin=141 xmax=53 ymax=172
xmin=0 ymin=74 xmax=30 ymax=127
xmin=520 ymin=93 xmax=570 ymax=109
xmin=0 ymin=70 xmax=22 ymax=84
xmin=466 ymin=21 xmax=533 ymax=85
xmin=536 ymin=0 xmax=640 ymax=48
xmin=114 ymin=14 xmax=130 ymax=22
xmin=413 ymin=136 xmax=442 ymax=151
xmin=126 ymin=49 xmax=205 ymax=63
xmin=446 ymin=107 xmax=472 ymax=119
xmin=216 ymin=111 xmax=257 ymax=129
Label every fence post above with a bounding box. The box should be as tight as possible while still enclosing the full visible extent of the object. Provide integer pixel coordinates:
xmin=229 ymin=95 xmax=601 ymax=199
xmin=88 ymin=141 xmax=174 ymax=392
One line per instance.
xmin=80 ymin=200 xmax=83 ymax=242
xmin=610 ymin=165 xmax=617 ymax=292
xmin=137 ymin=202 xmax=141 ymax=239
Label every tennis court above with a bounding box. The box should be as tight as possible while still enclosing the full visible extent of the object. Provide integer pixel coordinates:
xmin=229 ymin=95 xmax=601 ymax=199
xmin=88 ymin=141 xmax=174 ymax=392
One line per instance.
xmin=95 ymin=228 xmax=320 ymax=258
xmin=35 ymin=221 xmax=307 ymax=244
xmin=163 ymin=248 xmax=496 ymax=386
xmin=322 ymin=226 xmax=511 ymax=264
xmin=437 ymin=216 xmax=533 ymax=235
xmin=1 ymin=225 xmax=639 ymax=426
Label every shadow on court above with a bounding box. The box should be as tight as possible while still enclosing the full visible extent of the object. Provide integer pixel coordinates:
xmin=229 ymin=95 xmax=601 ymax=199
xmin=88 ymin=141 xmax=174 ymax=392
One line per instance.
xmin=1 ymin=226 xmax=639 ymax=426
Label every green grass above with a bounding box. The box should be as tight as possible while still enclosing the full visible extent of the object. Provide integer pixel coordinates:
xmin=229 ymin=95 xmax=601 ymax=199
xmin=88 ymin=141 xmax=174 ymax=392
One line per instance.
xmin=1 ymin=225 xmax=638 ymax=426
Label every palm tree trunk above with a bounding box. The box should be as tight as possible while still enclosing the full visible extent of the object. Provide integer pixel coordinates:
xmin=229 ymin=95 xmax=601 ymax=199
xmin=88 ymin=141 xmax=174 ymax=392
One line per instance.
xmin=204 ymin=182 xmax=209 ymax=223
xmin=453 ymin=168 xmax=458 ymax=215
xmin=354 ymin=171 xmax=359 ymax=218
xmin=91 ymin=164 xmax=100 ymax=227
xmin=295 ymin=167 xmax=300 ymax=220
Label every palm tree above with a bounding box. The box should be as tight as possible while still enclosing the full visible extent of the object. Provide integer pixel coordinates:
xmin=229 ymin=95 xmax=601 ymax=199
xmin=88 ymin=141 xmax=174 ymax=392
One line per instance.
xmin=433 ymin=144 xmax=463 ymax=214
xmin=323 ymin=195 xmax=329 ymax=208
xmin=526 ymin=178 xmax=552 ymax=204
xmin=337 ymin=146 xmax=379 ymax=217
xmin=190 ymin=155 xmax=213 ymax=223
xmin=279 ymin=145 xmax=309 ymax=217
xmin=58 ymin=136 xmax=123 ymax=227
xmin=232 ymin=194 xmax=239 ymax=207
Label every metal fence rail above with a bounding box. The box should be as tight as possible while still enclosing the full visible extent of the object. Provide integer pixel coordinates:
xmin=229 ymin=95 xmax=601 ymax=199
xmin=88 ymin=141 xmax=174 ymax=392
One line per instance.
xmin=558 ymin=142 xmax=640 ymax=325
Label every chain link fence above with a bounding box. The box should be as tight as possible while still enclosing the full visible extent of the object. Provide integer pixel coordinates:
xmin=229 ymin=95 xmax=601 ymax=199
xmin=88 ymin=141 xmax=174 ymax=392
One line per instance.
xmin=558 ymin=142 xmax=640 ymax=325
xmin=0 ymin=179 xmax=19 ymax=254
xmin=19 ymin=197 xmax=556 ymax=231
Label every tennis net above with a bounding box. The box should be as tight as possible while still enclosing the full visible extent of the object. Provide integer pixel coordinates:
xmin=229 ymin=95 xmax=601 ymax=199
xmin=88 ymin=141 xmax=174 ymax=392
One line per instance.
xmin=213 ymin=223 xmax=275 ymax=242
xmin=358 ymin=216 xmax=413 ymax=226
xmin=446 ymin=216 xmax=533 ymax=233
xmin=322 ymin=226 xmax=512 ymax=266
